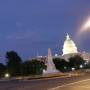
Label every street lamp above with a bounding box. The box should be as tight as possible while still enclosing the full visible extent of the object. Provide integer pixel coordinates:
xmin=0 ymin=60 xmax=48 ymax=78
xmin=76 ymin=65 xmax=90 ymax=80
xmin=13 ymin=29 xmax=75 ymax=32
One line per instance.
xmin=80 ymin=65 xmax=83 ymax=69
xmin=72 ymin=68 xmax=75 ymax=71
xmin=43 ymin=69 xmax=46 ymax=73
xmin=4 ymin=73 xmax=10 ymax=78
xmin=84 ymin=62 xmax=87 ymax=65
xmin=64 ymin=67 xmax=67 ymax=69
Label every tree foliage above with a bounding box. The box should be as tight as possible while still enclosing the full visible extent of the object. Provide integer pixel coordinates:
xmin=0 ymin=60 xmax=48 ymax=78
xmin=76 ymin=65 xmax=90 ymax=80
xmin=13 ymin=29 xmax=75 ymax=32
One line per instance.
xmin=21 ymin=60 xmax=46 ymax=75
xmin=53 ymin=55 xmax=86 ymax=72
xmin=0 ymin=51 xmax=88 ymax=77
xmin=0 ymin=63 xmax=6 ymax=77
xmin=53 ymin=58 xmax=69 ymax=72
xmin=68 ymin=55 xmax=85 ymax=69
xmin=6 ymin=51 xmax=22 ymax=76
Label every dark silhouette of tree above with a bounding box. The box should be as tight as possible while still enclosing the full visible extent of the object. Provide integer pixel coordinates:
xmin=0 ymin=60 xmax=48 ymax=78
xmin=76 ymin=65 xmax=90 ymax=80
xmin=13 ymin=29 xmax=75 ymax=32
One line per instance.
xmin=0 ymin=63 xmax=6 ymax=77
xmin=69 ymin=55 xmax=85 ymax=70
xmin=53 ymin=58 xmax=69 ymax=72
xmin=6 ymin=51 xmax=22 ymax=76
xmin=84 ymin=61 xmax=90 ymax=69
xmin=21 ymin=61 xmax=32 ymax=76
xmin=22 ymin=60 xmax=46 ymax=75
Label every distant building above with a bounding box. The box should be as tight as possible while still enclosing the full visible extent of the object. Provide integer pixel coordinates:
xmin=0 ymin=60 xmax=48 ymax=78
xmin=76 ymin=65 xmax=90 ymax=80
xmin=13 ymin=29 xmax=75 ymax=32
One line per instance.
xmin=32 ymin=34 xmax=90 ymax=63
xmin=62 ymin=34 xmax=78 ymax=55
xmin=32 ymin=56 xmax=47 ymax=63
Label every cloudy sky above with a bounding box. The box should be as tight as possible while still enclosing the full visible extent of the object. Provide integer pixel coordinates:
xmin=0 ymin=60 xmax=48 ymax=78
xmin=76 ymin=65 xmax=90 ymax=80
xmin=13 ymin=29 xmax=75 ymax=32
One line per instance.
xmin=0 ymin=0 xmax=90 ymax=63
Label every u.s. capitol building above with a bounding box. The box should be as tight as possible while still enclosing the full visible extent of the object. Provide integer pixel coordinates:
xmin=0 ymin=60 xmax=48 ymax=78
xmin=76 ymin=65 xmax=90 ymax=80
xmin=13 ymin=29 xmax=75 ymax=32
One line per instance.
xmin=33 ymin=34 xmax=90 ymax=62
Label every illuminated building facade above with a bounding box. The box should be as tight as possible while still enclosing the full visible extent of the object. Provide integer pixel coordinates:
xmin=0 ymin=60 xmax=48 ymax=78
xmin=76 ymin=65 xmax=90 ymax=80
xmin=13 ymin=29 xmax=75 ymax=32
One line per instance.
xmin=62 ymin=34 xmax=78 ymax=55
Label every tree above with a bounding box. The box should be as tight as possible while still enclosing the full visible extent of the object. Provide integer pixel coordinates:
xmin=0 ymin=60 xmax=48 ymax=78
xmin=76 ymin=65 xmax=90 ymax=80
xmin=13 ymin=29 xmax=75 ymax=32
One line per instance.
xmin=84 ymin=61 xmax=90 ymax=69
xmin=21 ymin=61 xmax=32 ymax=76
xmin=0 ymin=63 xmax=6 ymax=77
xmin=53 ymin=58 xmax=69 ymax=72
xmin=69 ymin=55 xmax=85 ymax=70
xmin=6 ymin=51 xmax=22 ymax=76
xmin=22 ymin=60 xmax=46 ymax=75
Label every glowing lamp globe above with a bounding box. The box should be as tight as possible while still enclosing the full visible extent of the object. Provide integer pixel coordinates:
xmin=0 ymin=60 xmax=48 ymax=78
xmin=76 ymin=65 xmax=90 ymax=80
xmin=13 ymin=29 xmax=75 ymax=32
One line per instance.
xmin=5 ymin=73 xmax=10 ymax=78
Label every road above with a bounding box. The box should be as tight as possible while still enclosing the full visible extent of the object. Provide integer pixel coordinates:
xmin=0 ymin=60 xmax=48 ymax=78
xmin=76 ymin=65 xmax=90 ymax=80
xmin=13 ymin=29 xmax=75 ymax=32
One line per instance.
xmin=0 ymin=73 xmax=90 ymax=90
xmin=50 ymin=78 xmax=90 ymax=90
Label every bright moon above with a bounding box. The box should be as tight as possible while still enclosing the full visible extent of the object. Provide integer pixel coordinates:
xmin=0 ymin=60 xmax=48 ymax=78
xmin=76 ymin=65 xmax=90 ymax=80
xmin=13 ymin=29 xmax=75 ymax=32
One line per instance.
xmin=79 ymin=17 xmax=90 ymax=35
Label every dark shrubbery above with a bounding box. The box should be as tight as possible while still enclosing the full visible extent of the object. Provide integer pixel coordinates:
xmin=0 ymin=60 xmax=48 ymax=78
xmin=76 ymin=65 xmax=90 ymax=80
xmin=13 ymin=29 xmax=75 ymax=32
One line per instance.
xmin=68 ymin=55 xmax=85 ymax=70
xmin=6 ymin=51 xmax=22 ymax=76
xmin=53 ymin=58 xmax=69 ymax=72
xmin=5 ymin=51 xmax=46 ymax=77
xmin=0 ymin=51 xmax=90 ymax=77
xmin=0 ymin=63 xmax=6 ymax=77
xmin=53 ymin=55 xmax=88 ymax=72
xmin=21 ymin=60 xmax=46 ymax=76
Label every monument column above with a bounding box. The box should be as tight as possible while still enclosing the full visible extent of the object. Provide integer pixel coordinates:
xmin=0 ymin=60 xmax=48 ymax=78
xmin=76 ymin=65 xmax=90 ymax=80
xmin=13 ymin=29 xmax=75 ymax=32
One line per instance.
xmin=43 ymin=48 xmax=59 ymax=74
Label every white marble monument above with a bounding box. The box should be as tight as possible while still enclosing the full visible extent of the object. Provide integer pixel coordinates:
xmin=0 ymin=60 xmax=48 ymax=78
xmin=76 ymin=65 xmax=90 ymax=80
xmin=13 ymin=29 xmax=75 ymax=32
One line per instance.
xmin=43 ymin=48 xmax=59 ymax=74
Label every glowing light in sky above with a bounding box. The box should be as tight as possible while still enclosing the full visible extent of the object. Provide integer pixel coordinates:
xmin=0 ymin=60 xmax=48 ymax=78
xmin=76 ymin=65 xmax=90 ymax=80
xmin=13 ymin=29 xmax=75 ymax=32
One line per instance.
xmin=78 ymin=17 xmax=90 ymax=35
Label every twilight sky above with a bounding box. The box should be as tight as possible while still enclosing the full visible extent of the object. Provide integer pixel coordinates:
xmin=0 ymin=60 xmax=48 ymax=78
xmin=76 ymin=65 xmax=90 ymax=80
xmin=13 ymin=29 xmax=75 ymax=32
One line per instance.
xmin=0 ymin=0 xmax=90 ymax=63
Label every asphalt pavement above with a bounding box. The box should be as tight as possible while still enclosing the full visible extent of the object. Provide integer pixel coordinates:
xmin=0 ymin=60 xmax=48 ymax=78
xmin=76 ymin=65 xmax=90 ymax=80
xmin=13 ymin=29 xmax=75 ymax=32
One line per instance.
xmin=50 ymin=79 xmax=90 ymax=90
xmin=0 ymin=73 xmax=90 ymax=90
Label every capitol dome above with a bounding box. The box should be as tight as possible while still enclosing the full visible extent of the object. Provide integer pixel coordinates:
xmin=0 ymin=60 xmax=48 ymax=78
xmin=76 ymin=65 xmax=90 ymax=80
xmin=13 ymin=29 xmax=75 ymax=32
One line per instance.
xmin=62 ymin=34 xmax=78 ymax=55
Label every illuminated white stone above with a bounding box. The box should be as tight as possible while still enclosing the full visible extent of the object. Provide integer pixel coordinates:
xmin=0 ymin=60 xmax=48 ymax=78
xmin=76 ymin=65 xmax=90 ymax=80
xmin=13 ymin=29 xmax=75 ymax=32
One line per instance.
xmin=63 ymin=34 xmax=78 ymax=55
xmin=43 ymin=48 xmax=59 ymax=74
